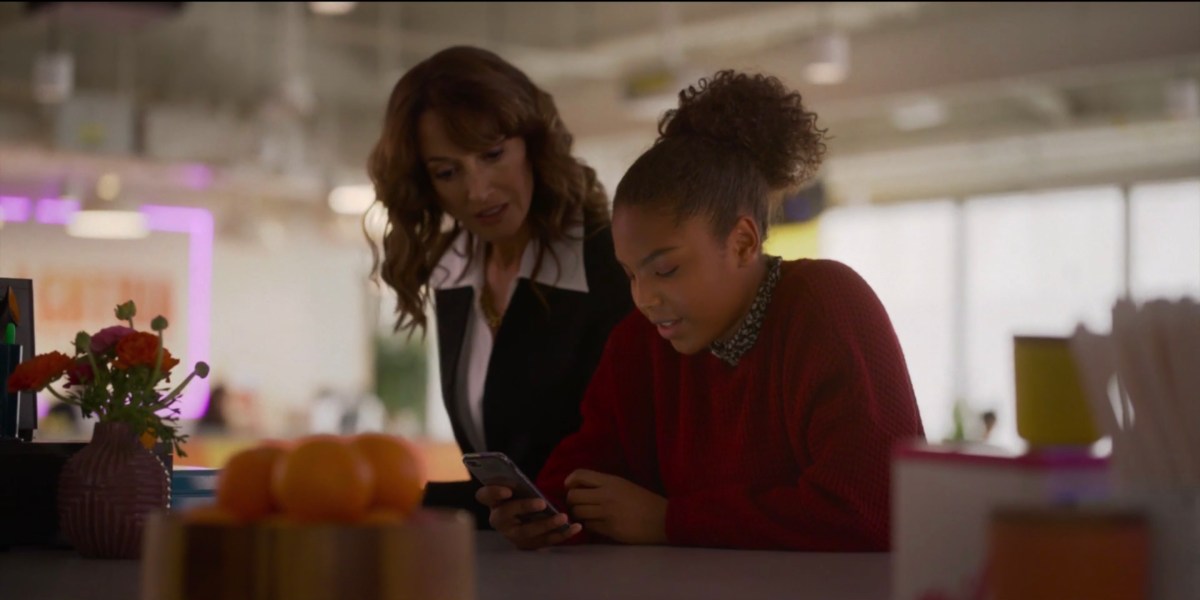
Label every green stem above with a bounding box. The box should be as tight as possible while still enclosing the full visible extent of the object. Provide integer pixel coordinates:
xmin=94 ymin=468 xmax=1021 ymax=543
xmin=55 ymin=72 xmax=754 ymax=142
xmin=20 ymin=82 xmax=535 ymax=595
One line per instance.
xmin=84 ymin=349 xmax=104 ymax=390
xmin=150 ymin=331 xmax=164 ymax=384
xmin=44 ymin=385 xmax=74 ymax=404
xmin=157 ymin=370 xmax=199 ymax=406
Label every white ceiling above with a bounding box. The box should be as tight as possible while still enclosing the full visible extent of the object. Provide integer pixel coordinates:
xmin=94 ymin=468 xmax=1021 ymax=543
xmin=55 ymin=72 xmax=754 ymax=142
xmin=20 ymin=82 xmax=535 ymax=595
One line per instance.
xmin=0 ymin=2 xmax=1196 ymax=213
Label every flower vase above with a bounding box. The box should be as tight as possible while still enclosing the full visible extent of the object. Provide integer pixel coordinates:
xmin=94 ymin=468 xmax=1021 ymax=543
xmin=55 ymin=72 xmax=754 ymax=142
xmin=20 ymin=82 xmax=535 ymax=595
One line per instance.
xmin=58 ymin=420 xmax=171 ymax=559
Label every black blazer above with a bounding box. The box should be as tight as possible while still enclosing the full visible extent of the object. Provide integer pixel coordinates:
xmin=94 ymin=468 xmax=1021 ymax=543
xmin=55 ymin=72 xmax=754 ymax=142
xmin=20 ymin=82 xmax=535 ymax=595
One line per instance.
xmin=421 ymin=218 xmax=634 ymax=527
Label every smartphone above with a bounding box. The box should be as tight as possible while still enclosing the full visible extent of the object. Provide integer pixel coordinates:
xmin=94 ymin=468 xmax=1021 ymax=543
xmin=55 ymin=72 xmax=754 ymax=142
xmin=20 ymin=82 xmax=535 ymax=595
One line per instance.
xmin=462 ymin=452 xmax=564 ymax=525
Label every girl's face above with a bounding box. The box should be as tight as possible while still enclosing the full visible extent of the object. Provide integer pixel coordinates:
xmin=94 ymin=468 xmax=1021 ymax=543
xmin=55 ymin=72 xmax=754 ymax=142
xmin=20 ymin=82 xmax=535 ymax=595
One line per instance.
xmin=417 ymin=110 xmax=535 ymax=244
xmin=612 ymin=204 xmax=762 ymax=355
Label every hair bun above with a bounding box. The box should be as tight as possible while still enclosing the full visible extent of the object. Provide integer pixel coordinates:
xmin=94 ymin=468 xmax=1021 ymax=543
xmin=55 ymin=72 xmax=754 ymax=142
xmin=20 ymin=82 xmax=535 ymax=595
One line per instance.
xmin=657 ymin=70 xmax=827 ymax=190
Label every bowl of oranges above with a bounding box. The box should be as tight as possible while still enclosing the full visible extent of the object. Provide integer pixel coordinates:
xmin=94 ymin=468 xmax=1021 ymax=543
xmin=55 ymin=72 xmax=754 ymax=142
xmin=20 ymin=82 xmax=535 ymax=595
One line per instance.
xmin=141 ymin=433 xmax=474 ymax=600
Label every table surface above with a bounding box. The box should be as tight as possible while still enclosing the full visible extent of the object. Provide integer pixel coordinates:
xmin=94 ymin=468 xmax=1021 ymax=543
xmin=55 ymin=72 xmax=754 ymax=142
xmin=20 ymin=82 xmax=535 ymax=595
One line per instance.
xmin=0 ymin=532 xmax=892 ymax=600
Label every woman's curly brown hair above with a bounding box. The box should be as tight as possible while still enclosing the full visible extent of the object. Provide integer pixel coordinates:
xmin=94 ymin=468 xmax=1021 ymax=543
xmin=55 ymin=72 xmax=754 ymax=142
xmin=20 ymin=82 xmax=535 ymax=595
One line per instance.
xmin=366 ymin=46 xmax=610 ymax=336
xmin=614 ymin=69 xmax=828 ymax=237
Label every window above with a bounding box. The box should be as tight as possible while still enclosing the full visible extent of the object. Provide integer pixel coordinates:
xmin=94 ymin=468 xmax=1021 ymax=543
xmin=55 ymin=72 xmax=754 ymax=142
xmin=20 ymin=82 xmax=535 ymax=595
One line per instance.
xmin=1130 ymin=179 xmax=1200 ymax=302
xmin=820 ymin=200 xmax=957 ymax=442
xmin=962 ymin=187 xmax=1124 ymax=449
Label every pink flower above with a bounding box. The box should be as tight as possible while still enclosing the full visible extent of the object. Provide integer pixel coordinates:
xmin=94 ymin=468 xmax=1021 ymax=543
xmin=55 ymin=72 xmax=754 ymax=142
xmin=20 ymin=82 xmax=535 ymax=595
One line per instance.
xmin=90 ymin=326 xmax=135 ymax=354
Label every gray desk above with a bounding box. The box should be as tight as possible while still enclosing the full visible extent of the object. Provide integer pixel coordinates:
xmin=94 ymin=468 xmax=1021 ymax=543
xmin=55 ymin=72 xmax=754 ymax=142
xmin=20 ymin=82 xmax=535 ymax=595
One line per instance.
xmin=1 ymin=533 xmax=891 ymax=600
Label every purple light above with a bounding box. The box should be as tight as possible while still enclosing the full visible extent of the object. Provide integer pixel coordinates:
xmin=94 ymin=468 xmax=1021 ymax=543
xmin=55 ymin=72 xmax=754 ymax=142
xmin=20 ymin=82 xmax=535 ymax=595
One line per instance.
xmin=35 ymin=197 xmax=79 ymax=224
xmin=142 ymin=204 xmax=213 ymax=420
xmin=0 ymin=196 xmax=32 ymax=221
xmin=178 ymin=164 xmax=215 ymax=191
xmin=8 ymin=197 xmax=213 ymax=421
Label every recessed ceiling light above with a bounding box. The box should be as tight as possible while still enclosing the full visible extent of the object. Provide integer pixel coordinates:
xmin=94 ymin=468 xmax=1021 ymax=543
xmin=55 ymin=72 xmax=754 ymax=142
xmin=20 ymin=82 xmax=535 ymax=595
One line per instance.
xmin=890 ymin=96 xmax=948 ymax=131
xmin=309 ymin=2 xmax=357 ymax=16
xmin=67 ymin=210 xmax=149 ymax=240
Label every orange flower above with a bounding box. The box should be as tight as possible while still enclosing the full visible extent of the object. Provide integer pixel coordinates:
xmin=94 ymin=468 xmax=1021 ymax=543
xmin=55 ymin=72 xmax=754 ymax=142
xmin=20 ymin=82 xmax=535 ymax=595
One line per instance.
xmin=113 ymin=331 xmax=179 ymax=372
xmin=6 ymin=351 xmax=73 ymax=393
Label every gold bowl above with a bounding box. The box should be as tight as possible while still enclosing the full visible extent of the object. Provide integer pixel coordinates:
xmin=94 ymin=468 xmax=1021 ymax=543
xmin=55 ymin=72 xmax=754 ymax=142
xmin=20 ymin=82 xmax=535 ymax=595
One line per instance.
xmin=140 ymin=508 xmax=475 ymax=600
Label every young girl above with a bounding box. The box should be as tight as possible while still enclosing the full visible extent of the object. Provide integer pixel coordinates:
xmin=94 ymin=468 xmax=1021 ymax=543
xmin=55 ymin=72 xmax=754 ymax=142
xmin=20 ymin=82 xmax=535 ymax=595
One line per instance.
xmin=478 ymin=70 xmax=925 ymax=551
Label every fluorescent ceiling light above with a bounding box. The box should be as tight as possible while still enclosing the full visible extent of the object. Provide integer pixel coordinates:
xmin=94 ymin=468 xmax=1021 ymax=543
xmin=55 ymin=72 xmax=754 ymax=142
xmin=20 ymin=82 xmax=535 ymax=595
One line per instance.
xmin=622 ymin=66 xmax=708 ymax=122
xmin=804 ymin=33 xmax=850 ymax=86
xmin=890 ymin=96 xmax=948 ymax=131
xmin=329 ymin=184 xmax=377 ymax=215
xmin=309 ymin=2 xmax=357 ymax=16
xmin=67 ymin=210 xmax=150 ymax=240
xmin=627 ymin=95 xmax=676 ymax=122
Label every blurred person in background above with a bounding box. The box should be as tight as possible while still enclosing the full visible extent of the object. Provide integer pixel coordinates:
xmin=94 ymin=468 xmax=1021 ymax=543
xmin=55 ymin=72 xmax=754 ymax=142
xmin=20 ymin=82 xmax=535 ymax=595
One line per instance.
xmin=195 ymin=382 xmax=229 ymax=436
xmin=42 ymin=402 xmax=83 ymax=439
xmin=981 ymin=410 xmax=997 ymax=439
xmin=308 ymin=386 xmax=344 ymax=435
xmin=366 ymin=46 xmax=633 ymax=528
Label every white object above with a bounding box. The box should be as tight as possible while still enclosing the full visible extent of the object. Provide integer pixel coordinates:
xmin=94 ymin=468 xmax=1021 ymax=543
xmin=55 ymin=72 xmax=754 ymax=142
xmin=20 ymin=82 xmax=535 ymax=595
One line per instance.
xmin=892 ymin=442 xmax=1112 ymax=600
xmin=66 ymin=209 xmax=149 ymax=240
xmin=33 ymin=51 xmax=74 ymax=104
xmin=328 ymin=184 xmax=376 ymax=215
xmin=804 ymin=33 xmax=850 ymax=85
xmin=1111 ymin=489 xmax=1200 ymax=600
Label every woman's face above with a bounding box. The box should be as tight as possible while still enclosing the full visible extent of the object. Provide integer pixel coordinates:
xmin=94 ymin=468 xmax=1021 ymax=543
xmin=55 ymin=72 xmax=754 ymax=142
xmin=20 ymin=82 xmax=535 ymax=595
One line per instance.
xmin=417 ymin=110 xmax=535 ymax=244
xmin=611 ymin=204 xmax=760 ymax=355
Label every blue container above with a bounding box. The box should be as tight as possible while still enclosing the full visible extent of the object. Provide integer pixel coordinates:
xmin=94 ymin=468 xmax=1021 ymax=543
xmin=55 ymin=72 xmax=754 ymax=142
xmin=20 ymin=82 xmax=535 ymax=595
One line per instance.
xmin=171 ymin=466 xmax=219 ymax=511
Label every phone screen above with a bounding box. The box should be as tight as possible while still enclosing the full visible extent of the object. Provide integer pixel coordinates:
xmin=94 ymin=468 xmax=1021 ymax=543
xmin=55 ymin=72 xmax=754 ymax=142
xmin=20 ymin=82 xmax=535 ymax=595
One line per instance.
xmin=462 ymin=452 xmax=563 ymax=524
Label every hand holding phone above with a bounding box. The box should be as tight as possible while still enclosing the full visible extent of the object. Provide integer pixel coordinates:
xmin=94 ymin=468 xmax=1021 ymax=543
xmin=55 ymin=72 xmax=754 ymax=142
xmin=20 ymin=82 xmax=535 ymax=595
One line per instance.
xmin=462 ymin=452 xmax=561 ymax=523
xmin=464 ymin=452 xmax=581 ymax=549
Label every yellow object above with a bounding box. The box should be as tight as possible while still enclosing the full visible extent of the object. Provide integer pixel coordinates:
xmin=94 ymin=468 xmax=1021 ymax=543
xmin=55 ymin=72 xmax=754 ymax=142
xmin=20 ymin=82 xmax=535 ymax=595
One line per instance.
xmin=1013 ymin=335 xmax=1101 ymax=447
xmin=764 ymin=219 xmax=820 ymax=260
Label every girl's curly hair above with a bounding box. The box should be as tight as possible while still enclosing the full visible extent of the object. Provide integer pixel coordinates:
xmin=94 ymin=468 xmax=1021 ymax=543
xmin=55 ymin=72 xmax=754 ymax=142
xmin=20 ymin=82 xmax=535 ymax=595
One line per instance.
xmin=366 ymin=46 xmax=610 ymax=336
xmin=614 ymin=70 xmax=828 ymax=237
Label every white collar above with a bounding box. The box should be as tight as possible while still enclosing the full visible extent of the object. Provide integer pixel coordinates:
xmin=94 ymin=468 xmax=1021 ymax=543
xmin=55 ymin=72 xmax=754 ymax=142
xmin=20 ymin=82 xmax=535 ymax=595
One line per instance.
xmin=430 ymin=218 xmax=589 ymax=294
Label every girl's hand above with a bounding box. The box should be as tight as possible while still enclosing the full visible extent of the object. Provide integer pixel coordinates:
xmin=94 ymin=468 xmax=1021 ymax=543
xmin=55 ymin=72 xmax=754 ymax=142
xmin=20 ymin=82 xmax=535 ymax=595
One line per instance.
xmin=564 ymin=470 xmax=668 ymax=545
xmin=476 ymin=485 xmax=582 ymax=551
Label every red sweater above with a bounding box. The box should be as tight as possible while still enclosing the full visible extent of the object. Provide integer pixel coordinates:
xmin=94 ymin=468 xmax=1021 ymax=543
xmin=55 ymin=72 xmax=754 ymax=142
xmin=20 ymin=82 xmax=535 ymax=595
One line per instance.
xmin=536 ymin=258 xmax=925 ymax=551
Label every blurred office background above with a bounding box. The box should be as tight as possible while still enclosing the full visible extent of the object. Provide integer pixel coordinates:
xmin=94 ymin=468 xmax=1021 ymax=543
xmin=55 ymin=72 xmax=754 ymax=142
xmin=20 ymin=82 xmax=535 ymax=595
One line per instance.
xmin=0 ymin=2 xmax=1197 ymax=475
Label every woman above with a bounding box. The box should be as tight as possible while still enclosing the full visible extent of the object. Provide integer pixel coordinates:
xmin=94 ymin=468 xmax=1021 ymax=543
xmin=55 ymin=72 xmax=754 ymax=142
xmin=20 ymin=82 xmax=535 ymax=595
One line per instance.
xmin=366 ymin=46 xmax=633 ymax=527
xmin=478 ymin=70 xmax=925 ymax=550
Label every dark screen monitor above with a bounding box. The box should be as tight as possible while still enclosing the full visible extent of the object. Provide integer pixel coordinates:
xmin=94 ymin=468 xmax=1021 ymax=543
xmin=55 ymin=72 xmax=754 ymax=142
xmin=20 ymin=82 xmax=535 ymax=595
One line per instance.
xmin=0 ymin=278 xmax=36 ymax=441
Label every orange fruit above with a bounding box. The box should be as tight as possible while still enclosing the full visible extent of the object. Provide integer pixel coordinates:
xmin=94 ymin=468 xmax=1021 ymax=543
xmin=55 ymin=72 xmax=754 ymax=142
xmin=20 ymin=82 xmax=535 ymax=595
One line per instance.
xmin=259 ymin=438 xmax=297 ymax=451
xmin=350 ymin=433 xmax=426 ymax=517
xmin=180 ymin=504 xmax=241 ymax=525
xmin=360 ymin=508 xmax=405 ymax=525
xmin=140 ymin=429 xmax=157 ymax=450
xmin=270 ymin=437 xmax=375 ymax=522
xmin=216 ymin=445 xmax=287 ymax=521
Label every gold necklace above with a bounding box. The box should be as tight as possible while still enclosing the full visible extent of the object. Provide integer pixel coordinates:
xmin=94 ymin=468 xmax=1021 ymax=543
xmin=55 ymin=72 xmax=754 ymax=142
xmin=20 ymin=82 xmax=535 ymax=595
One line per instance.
xmin=479 ymin=284 xmax=503 ymax=333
